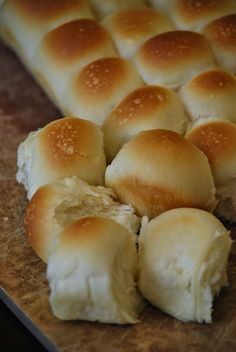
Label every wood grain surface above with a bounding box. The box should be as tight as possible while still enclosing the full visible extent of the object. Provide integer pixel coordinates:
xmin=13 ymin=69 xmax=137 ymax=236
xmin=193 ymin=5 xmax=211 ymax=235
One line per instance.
xmin=0 ymin=40 xmax=236 ymax=352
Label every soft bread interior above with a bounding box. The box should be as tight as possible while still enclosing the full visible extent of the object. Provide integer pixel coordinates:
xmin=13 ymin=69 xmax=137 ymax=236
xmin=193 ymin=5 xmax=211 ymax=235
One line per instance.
xmin=52 ymin=177 xmax=141 ymax=236
xmin=47 ymin=217 xmax=142 ymax=323
xmin=25 ymin=176 xmax=141 ymax=262
xmin=138 ymin=209 xmax=232 ymax=323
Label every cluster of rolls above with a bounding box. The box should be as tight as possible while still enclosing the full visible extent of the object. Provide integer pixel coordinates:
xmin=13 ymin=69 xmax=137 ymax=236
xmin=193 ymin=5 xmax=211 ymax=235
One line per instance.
xmin=1 ymin=0 xmax=235 ymax=324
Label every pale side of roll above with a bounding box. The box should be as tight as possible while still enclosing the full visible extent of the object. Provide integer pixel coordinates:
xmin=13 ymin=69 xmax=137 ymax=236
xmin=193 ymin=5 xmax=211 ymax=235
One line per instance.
xmin=203 ymin=14 xmax=236 ymax=74
xmin=24 ymin=176 xmax=141 ymax=263
xmin=134 ymin=30 xmax=215 ymax=89
xmin=16 ymin=117 xmax=106 ymax=199
xmin=170 ymin=0 xmax=236 ymax=32
xmin=47 ymin=216 xmax=142 ymax=324
xmin=87 ymin=0 xmax=145 ymax=19
xmin=138 ymin=208 xmax=232 ymax=323
xmin=102 ymin=8 xmax=175 ymax=58
xmin=179 ymin=68 xmax=236 ymax=122
xmin=146 ymin=0 xmax=174 ymax=13
xmin=105 ymin=129 xmax=216 ymax=219
xmin=0 ymin=0 xmax=94 ymax=64
xmin=65 ymin=57 xmax=144 ymax=126
xmin=103 ymin=85 xmax=189 ymax=162
xmin=36 ymin=19 xmax=117 ymax=111
xmin=186 ymin=117 xmax=236 ymax=222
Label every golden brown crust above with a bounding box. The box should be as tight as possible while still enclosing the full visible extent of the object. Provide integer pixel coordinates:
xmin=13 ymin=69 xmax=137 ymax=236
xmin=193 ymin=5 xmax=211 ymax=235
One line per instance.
xmin=187 ymin=120 xmax=236 ymax=169
xmin=107 ymin=8 xmax=172 ymax=38
xmin=138 ymin=31 xmax=211 ymax=69
xmin=24 ymin=185 xmax=53 ymax=261
xmin=6 ymin=0 xmax=90 ymax=24
xmin=41 ymin=19 xmax=113 ymax=67
xmin=117 ymin=177 xmax=210 ymax=218
xmin=59 ymin=217 xmax=107 ymax=248
xmin=72 ymin=57 xmax=129 ymax=101
xmin=186 ymin=68 xmax=236 ymax=94
xmin=105 ymin=129 xmax=216 ymax=218
xmin=176 ymin=0 xmax=233 ymax=21
xmin=204 ymin=13 xmax=236 ymax=48
xmin=39 ymin=117 xmax=102 ymax=171
xmin=105 ymin=85 xmax=170 ymax=123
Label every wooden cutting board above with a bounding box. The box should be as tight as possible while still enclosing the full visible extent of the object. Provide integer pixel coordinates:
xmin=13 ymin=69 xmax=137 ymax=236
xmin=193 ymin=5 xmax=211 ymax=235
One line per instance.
xmin=1 ymin=40 xmax=236 ymax=352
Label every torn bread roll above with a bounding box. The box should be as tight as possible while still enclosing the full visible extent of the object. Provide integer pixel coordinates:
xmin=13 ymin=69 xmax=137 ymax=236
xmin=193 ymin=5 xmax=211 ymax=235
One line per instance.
xmin=103 ymin=85 xmax=189 ymax=162
xmin=179 ymin=68 xmax=236 ymax=122
xmin=16 ymin=117 xmax=106 ymax=199
xmin=0 ymin=0 xmax=94 ymax=64
xmin=203 ymin=14 xmax=236 ymax=74
xmin=24 ymin=176 xmax=141 ymax=262
xmin=138 ymin=208 xmax=232 ymax=323
xmin=134 ymin=30 xmax=215 ymax=88
xmin=88 ymin=0 xmax=145 ymax=19
xmin=170 ymin=0 xmax=236 ymax=32
xmin=65 ymin=57 xmax=143 ymax=126
xmin=36 ymin=19 xmax=117 ymax=110
xmin=105 ymin=129 xmax=216 ymax=219
xmin=102 ymin=8 xmax=175 ymax=58
xmin=186 ymin=118 xmax=236 ymax=222
xmin=47 ymin=216 xmax=142 ymax=323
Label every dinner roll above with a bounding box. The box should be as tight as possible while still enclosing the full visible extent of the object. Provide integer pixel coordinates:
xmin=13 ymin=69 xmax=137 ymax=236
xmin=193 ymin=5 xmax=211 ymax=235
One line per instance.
xmin=66 ymin=57 xmax=143 ymax=126
xmin=0 ymin=0 xmax=93 ymax=63
xmin=103 ymin=85 xmax=189 ymax=162
xmin=88 ymin=0 xmax=145 ymax=19
xmin=47 ymin=216 xmax=142 ymax=323
xmin=36 ymin=19 xmax=116 ymax=109
xmin=179 ymin=68 xmax=236 ymax=122
xmin=134 ymin=31 xmax=215 ymax=88
xmin=102 ymin=8 xmax=175 ymax=58
xmin=138 ymin=208 xmax=232 ymax=323
xmin=170 ymin=0 xmax=236 ymax=32
xmin=203 ymin=14 xmax=236 ymax=74
xmin=186 ymin=118 xmax=236 ymax=222
xmin=25 ymin=176 xmax=141 ymax=262
xmin=105 ymin=129 xmax=216 ymax=219
xmin=16 ymin=117 xmax=106 ymax=199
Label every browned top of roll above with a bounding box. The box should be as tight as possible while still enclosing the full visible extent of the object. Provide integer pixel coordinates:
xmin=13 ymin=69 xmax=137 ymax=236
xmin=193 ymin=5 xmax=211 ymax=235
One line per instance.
xmin=186 ymin=68 xmax=236 ymax=94
xmin=138 ymin=30 xmax=211 ymax=69
xmin=173 ymin=0 xmax=236 ymax=30
xmin=5 ymin=0 xmax=90 ymax=24
xmin=105 ymin=8 xmax=173 ymax=38
xmin=39 ymin=117 xmax=101 ymax=170
xmin=41 ymin=19 xmax=113 ymax=67
xmin=74 ymin=58 xmax=133 ymax=99
xmin=204 ymin=13 xmax=236 ymax=47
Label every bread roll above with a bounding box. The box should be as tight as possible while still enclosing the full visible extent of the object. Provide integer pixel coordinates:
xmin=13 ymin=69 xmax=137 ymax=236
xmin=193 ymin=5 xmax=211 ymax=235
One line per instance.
xmin=170 ymin=0 xmax=236 ymax=31
xmin=103 ymin=85 xmax=189 ymax=162
xmin=134 ymin=30 xmax=215 ymax=88
xmin=102 ymin=8 xmax=175 ymax=58
xmin=179 ymin=68 xmax=236 ymax=122
xmin=105 ymin=129 xmax=216 ymax=219
xmin=88 ymin=0 xmax=145 ymax=19
xmin=36 ymin=19 xmax=116 ymax=110
xmin=24 ymin=176 xmax=141 ymax=262
xmin=138 ymin=208 xmax=232 ymax=323
xmin=186 ymin=118 xmax=236 ymax=221
xmin=203 ymin=14 xmax=236 ymax=74
xmin=65 ymin=57 xmax=143 ymax=126
xmin=47 ymin=216 xmax=142 ymax=323
xmin=16 ymin=117 xmax=106 ymax=199
xmin=0 ymin=0 xmax=93 ymax=63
